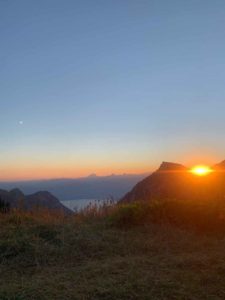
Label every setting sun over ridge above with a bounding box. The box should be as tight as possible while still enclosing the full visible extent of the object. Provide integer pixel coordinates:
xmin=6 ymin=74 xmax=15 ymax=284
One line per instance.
xmin=190 ymin=165 xmax=213 ymax=176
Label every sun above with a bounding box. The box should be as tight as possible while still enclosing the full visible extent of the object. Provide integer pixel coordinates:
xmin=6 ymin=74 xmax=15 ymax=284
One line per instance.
xmin=190 ymin=165 xmax=213 ymax=176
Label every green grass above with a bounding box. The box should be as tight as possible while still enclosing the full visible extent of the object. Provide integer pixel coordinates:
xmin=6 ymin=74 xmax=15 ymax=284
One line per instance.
xmin=0 ymin=207 xmax=225 ymax=299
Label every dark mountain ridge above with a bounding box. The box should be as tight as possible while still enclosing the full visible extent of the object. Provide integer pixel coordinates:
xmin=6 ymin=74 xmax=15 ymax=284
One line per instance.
xmin=121 ymin=161 xmax=225 ymax=203
xmin=0 ymin=189 xmax=71 ymax=213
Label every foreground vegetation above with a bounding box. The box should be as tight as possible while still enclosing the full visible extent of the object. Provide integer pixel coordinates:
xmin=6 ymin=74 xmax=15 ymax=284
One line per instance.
xmin=1 ymin=201 xmax=225 ymax=299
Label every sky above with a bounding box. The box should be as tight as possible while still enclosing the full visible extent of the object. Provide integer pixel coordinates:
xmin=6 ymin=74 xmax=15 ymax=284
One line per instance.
xmin=1 ymin=0 xmax=225 ymax=180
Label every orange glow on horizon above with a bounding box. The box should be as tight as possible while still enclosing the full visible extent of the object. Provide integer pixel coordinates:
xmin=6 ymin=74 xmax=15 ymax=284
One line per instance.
xmin=1 ymin=157 xmax=222 ymax=181
xmin=0 ymin=164 xmax=151 ymax=181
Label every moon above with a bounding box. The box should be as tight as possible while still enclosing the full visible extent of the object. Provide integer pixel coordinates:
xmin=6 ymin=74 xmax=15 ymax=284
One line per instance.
xmin=19 ymin=121 xmax=24 ymax=125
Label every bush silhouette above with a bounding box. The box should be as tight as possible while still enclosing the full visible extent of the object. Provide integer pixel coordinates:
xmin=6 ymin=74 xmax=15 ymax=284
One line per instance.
xmin=0 ymin=197 xmax=10 ymax=213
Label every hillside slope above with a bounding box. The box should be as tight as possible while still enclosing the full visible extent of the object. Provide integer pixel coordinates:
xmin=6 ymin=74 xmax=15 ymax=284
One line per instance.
xmin=1 ymin=212 xmax=225 ymax=299
xmin=0 ymin=189 xmax=71 ymax=213
xmin=121 ymin=161 xmax=225 ymax=203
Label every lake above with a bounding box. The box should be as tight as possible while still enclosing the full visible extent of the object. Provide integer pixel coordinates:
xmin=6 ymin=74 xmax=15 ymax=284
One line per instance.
xmin=61 ymin=199 xmax=110 ymax=211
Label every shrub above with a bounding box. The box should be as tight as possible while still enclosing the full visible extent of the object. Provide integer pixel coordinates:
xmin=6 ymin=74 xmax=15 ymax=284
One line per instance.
xmin=109 ymin=199 xmax=225 ymax=233
xmin=109 ymin=202 xmax=151 ymax=227
xmin=0 ymin=198 xmax=10 ymax=214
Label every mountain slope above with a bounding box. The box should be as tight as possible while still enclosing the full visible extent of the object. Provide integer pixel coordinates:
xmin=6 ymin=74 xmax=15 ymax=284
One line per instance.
xmin=25 ymin=191 xmax=71 ymax=212
xmin=121 ymin=161 xmax=225 ymax=203
xmin=0 ymin=189 xmax=71 ymax=213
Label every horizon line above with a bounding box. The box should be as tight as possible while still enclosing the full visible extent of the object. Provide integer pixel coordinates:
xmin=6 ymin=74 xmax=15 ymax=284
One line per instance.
xmin=0 ymin=171 xmax=151 ymax=183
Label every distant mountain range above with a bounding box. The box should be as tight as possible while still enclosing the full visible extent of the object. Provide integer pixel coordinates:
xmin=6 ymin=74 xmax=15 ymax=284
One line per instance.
xmin=0 ymin=173 xmax=148 ymax=201
xmin=121 ymin=161 xmax=225 ymax=203
xmin=0 ymin=189 xmax=71 ymax=213
xmin=3 ymin=161 xmax=225 ymax=213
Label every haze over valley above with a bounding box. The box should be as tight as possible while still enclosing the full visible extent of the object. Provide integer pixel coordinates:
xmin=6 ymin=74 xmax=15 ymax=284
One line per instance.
xmin=0 ymin=173 xmax=148 ymax=201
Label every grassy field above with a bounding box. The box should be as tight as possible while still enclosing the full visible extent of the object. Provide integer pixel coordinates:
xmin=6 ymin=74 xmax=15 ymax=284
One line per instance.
xmin=1 ymin=206 xmax=225 ymax=300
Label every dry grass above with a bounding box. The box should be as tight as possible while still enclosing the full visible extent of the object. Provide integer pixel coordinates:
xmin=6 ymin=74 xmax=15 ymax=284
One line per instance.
xmin=0 ymin=206 xmax=225 ymax=299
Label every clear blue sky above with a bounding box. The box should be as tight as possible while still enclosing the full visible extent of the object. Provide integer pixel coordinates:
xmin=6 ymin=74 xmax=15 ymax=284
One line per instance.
xmin=1 ymin=0 xmax=225 ymax=180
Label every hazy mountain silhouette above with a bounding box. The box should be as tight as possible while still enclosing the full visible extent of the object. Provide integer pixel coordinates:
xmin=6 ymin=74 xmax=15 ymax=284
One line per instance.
xmin=121 ymin=161 xmax=225 ymax=203
xmin=0 ymin=189 xmax=71 ymax=213
xmin=0 ymin=173 xmax=148 ymax=201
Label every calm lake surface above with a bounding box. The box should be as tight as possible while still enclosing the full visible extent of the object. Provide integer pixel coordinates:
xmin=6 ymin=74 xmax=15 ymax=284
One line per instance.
xmin=61 ymin=199 xmax=107 ymax=211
